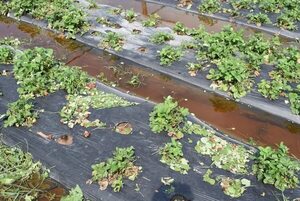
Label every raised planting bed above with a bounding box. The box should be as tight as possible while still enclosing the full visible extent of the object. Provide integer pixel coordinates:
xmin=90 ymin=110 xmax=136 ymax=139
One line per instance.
xmin=2 ymin=0 xmax=300 ymax=125
xmin=134 ymin=0 xmax=300 ymax=39
xmin=0 ymin=40 xmax=299 ymax=200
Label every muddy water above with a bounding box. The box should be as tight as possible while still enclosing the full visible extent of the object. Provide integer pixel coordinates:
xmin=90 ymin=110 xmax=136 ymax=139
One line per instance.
xmin=0 ymin=16 xmax=300 ymax=159
xmin=96 ymin=0 xmax=299 ymax=42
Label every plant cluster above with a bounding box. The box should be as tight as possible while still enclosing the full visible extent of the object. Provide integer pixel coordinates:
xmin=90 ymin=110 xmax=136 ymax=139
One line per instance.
xmin=0 ymin=37 xmax=20 ymax=64
xmin=91 ymin=146 xmax=141 ymax=192
xmin=13 ymin=47 xmax=59 ymax=96
xmin=4 ymin=98 xmax=38 ymax=127
xmin=159 ymin=139 xmax=190 ymax=174
xmin=123 ymin=9 xmax=137 ymax=23
xmin=173 ymin=22 xmax=189 ymax=35
xmin=253 ymin=143 xmax=300 ymax=191
xmin=207 ymin=57 xmax=253 ymax=99
xmin=198 ymin=0 xmax=221 ymax=14
xmin=142 ymin=13 xmax=160 ymax=27
xmin=288 ymin=90 xmax=300 ymax=115
xmin=247 ymin=13 xmax=271 ymax=26
xmin=149 ymin=96 xmax=189 ymax=139
xmin=195 ymin=136 xmax=250 ymax=174
xmin=258 ymin=76 xmax=291 ymax=100
xmin=150 ymin=32 xmax=174 ymax=45
xmin=5 ymin=0 xmax=89 ymax=38
xmin=276 ymin=47 xmax=300 ymax=82
xmin=159 ymin=46 xmax=183 ymax=66
xmin=101 ymin=31 xmax=124 ymax=51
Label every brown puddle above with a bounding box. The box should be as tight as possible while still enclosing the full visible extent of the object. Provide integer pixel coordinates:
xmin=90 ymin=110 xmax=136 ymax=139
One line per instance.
xmin=0 ymin=16 xmax=300 ymax=159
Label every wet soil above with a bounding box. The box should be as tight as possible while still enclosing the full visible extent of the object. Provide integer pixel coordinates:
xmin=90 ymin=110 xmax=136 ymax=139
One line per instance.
xmin=0 ymin=16 xmax=300 ymax=159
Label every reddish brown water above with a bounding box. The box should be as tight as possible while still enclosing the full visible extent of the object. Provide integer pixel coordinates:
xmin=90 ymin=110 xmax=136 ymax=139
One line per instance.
xmin=0 ymin=16 xmax=300 ymax=158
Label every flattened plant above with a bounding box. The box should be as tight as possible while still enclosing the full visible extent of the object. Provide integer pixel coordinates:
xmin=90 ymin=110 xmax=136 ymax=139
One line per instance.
xmin=220 ymin=177 xmax=251 ymax=198
xmin=0 ymin=144 xmax=50 ymax=200
xmin=91 ymin=146 xmax=141 ymax=192
xmin=195 ymin=136 xmax=250 ymax=174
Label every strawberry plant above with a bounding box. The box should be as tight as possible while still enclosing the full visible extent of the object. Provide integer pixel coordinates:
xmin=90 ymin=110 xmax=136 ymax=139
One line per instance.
xmin=91 ymin=146 xmax=141 ymax=192
xmin=258 ymin=0 xmax=283 ymax=13
xmin=4 ymin=98 xmax=38 ymax=127
xmin=149 ymin=96 xmax=189 ymax=139
xmin=197 ymin=26 xmax=244 ymax=61
xmin=159 ymin=46 xmax=183 ymax=66
xmin=277 ymin=13 xmax=298 ymax=30
xmin=173 ymin=22 xmax=189 ymax=35
xmin=0 ymin=2 xmax=9 ymax=15
xmin=159 ymin=139 xmax=190 ymax=174
xmin=198 ymin=0 xmax=221 ymax=14
xmin=7 ymin=0 xmax=89 ymax=38
xmin=230 ymin=0 xmax=253 ymax=10
xmin=124 ymin=9 xmax=137 ymax=23
xmin=203 ymin=169 xmax=216 ymax=185
xmin=276 ymin=47 xmax=300 ymax=82
xmin=253 ymin=143 xmax=300 ymax=191
xmin=0 ymin=37 xmax=20 ymax=64
xmin=150 ymin=32 xmax=174 ymax=45
xmin=288 ymin=91 xmax=300 ymax=115
xmin=13 ymin=47 xmax=58 ymax=96
xmin=207 ymin=57 xmax=252 ymax=99
xmin=101 ymin=31 xmax=124 ymax=51
xmin=50 ymin=66 xmax=92 ymax=95
xmin=247 ymin=13 xmax=271 ymax=26
xmin=242 ymin=34 xmax=279 ymax=70
xmin=142 ymin=13 xmax=160 ymax=27
xmin=258 ymin=76 xmax=291 ymax=100
xmin=0 ymin=46 xmax=15 ymax=64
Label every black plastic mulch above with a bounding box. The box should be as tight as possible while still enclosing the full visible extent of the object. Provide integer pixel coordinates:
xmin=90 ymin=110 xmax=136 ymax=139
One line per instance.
xmin=0 ymin=64 xmax=299 ymax=201
xmin=144 ymin=0 xmax=300 ymax=40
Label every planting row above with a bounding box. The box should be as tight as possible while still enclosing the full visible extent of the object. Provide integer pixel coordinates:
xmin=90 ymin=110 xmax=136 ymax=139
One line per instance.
xmin=195 ymin=0 xmax=300 ymax=31
xmin=0 ymin=38 xmax=299 ymax=200
xmin=1 ymin=0 xmax=300 ymax=118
